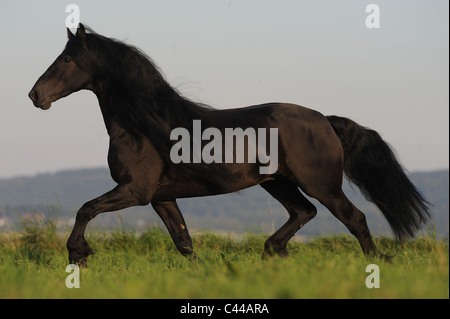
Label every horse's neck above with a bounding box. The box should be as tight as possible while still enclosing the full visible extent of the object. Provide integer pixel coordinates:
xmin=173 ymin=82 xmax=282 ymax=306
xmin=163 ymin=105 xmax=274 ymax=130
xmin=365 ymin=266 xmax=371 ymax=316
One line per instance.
xmin=95 ymin=90 xmax=124 ymax=137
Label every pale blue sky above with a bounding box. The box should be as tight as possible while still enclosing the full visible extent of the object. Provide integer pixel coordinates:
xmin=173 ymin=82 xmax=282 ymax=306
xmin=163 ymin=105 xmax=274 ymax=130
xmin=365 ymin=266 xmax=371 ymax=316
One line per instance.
xmin=0 ymin=0 xmax=448 ymax=178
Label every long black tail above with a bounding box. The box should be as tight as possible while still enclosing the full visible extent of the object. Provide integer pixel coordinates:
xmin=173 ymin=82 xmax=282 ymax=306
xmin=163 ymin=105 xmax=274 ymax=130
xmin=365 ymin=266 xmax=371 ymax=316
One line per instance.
xmin=327 ymin=115 xmax=431 ymax=241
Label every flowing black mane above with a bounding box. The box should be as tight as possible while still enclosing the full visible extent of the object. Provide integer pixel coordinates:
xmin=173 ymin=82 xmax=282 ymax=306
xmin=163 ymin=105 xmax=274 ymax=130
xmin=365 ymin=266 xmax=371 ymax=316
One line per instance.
xmin=66 ymin=26 xmax=214 ymax=139
xmin=65 ymin=26 xmax=230 ymax=190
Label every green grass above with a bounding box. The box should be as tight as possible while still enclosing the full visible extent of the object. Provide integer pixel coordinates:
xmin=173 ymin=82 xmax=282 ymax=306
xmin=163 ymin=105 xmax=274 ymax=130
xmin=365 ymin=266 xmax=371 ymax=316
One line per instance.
xmin=0 ymin=218 xmax=448 ymax=299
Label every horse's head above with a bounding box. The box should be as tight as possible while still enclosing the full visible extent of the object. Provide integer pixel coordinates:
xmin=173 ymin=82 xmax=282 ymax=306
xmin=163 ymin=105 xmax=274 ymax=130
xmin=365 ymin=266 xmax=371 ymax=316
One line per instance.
xmin=29 ymin=24 xmax=92 ymax=110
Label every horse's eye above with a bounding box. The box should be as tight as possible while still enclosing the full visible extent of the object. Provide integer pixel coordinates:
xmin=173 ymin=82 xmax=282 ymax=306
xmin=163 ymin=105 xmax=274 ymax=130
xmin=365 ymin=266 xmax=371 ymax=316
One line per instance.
xmin=64 ymin=57 xmax=71 ymax=63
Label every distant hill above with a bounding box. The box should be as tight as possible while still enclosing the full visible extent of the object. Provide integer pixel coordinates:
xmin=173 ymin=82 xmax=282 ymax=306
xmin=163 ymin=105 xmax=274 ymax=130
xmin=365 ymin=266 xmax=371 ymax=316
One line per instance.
xmin=0 ymin=167 xmax=448 ymax=238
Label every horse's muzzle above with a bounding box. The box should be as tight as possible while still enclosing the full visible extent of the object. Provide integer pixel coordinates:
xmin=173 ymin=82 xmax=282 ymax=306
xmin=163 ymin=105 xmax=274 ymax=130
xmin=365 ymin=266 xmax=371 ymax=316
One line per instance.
xmin=28 ymin=89 xmax=38 ymax=105
xmin=28 ymin=89 xmax=51 ymax=110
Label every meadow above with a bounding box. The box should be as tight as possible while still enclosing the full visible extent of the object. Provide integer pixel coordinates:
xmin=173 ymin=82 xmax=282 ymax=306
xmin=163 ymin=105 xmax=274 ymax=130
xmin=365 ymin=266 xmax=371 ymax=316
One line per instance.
xmin=0 ymin=216 xmax=448 ymax=299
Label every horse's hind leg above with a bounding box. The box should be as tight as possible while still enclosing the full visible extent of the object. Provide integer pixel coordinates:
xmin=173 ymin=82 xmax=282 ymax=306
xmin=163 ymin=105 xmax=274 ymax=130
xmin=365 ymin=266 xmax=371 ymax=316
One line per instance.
xmin=318 ymin=190 xmax=377 ymax=256
xmin=151 ymin=200 xmax=194 ymax=256
xmin=260 ymin=177 xmax=317 ymax=258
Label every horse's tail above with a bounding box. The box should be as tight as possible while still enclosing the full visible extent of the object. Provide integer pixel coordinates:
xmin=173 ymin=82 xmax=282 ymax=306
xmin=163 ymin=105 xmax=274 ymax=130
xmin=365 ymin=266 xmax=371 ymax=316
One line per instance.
xmin=326 ymin=115 xmax=431 ymax=241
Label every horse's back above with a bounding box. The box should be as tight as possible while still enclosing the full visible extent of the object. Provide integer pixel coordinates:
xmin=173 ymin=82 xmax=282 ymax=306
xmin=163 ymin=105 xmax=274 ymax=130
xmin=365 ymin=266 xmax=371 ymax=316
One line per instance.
xmin=210 ymin=102 xmax=326 ymax=125
xmin=216 ymin=102 xmax=336 ymax=144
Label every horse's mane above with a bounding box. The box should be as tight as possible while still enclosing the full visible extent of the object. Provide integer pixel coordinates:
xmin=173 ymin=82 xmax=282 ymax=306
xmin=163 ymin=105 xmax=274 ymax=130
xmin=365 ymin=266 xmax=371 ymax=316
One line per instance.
xmin=66 ymin=26 xmax=233 ymax=191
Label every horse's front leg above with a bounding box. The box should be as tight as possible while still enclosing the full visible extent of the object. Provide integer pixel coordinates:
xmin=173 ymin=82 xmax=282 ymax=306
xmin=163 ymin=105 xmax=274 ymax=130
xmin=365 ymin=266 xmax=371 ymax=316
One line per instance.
xmin=151 ymin=200 xmax=194 ymax=257
xmin=67 ymin=184 xmax=151 ymax=265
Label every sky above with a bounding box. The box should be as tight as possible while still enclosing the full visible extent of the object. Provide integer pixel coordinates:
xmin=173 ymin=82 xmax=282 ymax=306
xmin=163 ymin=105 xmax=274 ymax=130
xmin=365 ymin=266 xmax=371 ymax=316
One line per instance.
xmin=0 ymin=0 xmax=448 ymax=179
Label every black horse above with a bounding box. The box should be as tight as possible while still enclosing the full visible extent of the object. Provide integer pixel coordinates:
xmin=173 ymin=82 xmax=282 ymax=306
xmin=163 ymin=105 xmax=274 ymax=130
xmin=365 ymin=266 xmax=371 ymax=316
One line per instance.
xmin=29 ymin=24 xmax=430 ymax=265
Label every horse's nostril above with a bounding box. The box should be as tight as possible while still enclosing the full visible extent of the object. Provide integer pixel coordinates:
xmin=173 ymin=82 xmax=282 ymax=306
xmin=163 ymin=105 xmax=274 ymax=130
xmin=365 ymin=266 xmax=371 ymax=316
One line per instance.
xmin=29 ymin=90 xmax=38 ymax=103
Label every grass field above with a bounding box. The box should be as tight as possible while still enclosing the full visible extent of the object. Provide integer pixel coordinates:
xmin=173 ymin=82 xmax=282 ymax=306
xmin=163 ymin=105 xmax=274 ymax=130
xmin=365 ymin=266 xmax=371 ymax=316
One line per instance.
xmin=0 ymin=217 xmax=448 ymax=299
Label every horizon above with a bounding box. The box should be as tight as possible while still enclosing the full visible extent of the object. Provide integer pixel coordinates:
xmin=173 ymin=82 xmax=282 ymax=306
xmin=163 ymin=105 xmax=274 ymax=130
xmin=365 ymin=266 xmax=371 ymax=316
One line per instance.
xmin=1 ymin=165 xmax=447 ymax=182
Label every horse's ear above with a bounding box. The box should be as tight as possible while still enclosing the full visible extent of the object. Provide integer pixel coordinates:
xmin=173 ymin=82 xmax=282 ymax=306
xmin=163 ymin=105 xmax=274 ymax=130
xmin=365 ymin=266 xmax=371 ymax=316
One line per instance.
xmin=76 ymin=23 xmax=87 ymax=44
xmin=67 ymin=28 xmax=75 ymax=40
